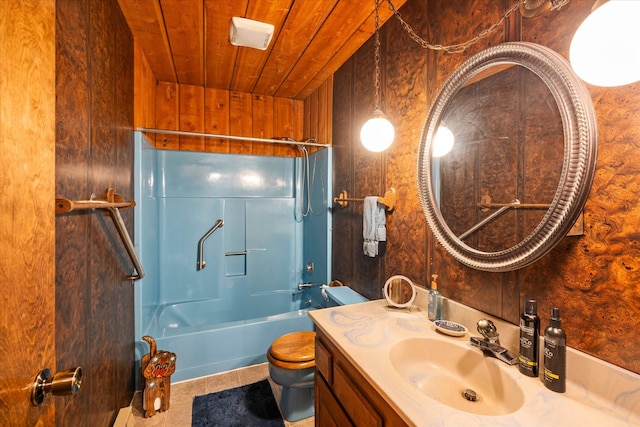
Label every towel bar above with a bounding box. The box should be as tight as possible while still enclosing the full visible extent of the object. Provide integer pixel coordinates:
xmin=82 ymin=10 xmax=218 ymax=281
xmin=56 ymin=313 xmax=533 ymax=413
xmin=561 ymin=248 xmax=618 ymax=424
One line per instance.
xmin=55 ymin=189 xmax=144 ymax=281
xmin=333 ymin=188 xmax=396 ymax=211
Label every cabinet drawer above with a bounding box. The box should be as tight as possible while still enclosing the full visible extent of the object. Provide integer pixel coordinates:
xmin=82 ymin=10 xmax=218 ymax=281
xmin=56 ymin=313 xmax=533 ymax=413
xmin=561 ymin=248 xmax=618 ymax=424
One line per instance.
xmin=315 ymin=337 xmax=332 ymax=383
xmin=333 ymin=362 xmax=383 ymax=427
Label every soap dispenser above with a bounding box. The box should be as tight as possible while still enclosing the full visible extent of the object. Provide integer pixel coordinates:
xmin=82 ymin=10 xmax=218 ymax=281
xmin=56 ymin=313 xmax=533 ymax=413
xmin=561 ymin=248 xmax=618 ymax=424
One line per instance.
xmin=427 ymin=274 xmax=442 ymax=321
xmin=543 ymin=307 xmax=566 ymax=393
xmin=518 ymin=298 xmax=540 ymax=377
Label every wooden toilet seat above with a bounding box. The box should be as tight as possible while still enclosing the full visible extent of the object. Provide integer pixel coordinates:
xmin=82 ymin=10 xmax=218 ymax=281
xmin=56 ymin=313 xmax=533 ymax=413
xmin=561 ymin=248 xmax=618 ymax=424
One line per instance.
xmin=267 ymin=331 xmax=316 ymax=370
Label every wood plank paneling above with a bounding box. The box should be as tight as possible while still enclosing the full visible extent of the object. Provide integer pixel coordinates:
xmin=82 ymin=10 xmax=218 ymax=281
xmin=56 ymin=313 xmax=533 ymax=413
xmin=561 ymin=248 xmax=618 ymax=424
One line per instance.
xmin=331 ymin=60 xmax=355 ymax=287
xmin=382 ymin=0 xmax=429 ymax=288
xmin=303 ymin=76 xmax=333 ymax=150
xmin=156 ymin=81 xmax=180 ymax=148
xmin=229 ymin=91 xmax=253 ymax=154
xmin=89 ymin=0 xmax=120 ymax=422
xmin=56 ymin=1 xmax=136 ymax=425
xmin=179 ymin=84 xmax=205 ymax=151
xmin=276 ymin=0 xmax=370 ymax=98
xmin=160 ymin=0 xmax=204 ymax=85
xmin=145 ymin=81 xmax=319 ymax=157
xmin=274 ymin=97 xmax=303 ymax=157
xmin=231 ymin=0 xmax=292 ymax=93
xmin=291 ymin=0 xmax=406 ymax=99
xmin=55 ymin=0 xmax=91 ymax=424
xmin=133 ymin=42 xmax=157 ymax=130
xmin=114 ymin=3 xmax=136 ymax=410
xmin=204 ymin=0 xmax=247 ymax=89
xmin=120 ymin=0 xmax=406 ymax=99
xmin=252 ymin=94 xmax=275 ymax=155
xmin=253 ymin=0 xmax=337 ymax=95
xmin=117 ymin=0 xmax=175 ymax=82
xmin=204 ymin=87 xmax=231 ymax=152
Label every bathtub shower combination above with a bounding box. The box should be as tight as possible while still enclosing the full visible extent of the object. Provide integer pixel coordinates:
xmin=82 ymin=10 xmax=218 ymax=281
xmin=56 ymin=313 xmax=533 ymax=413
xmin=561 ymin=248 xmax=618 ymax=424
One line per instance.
xmin=134 ymin=133 xmax=332 ymax=383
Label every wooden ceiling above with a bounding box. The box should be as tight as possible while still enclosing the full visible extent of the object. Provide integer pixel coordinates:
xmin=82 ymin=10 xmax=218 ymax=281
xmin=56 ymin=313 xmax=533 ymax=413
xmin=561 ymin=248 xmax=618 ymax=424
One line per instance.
xmin=118 ymin=0 xmax=407 ymax=100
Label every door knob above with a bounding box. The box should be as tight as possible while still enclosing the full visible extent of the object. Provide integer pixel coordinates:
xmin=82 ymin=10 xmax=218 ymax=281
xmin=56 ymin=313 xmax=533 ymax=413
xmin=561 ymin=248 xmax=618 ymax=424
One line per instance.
xmin=31 ymin=367 xmax=83 ymax=406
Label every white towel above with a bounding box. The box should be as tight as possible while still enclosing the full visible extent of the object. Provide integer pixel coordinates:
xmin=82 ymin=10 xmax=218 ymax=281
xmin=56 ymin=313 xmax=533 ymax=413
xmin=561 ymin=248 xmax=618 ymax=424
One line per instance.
xmin=363 ymin=196 xmax=386 ymax=257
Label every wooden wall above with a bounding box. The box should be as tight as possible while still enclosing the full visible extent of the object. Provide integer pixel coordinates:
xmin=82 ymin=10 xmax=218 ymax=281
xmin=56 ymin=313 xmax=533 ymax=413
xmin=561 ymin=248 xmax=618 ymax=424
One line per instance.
xmin=55 ymin=0 xmax=135 ymax=425
xmin=133 ymin=49 xmax=333 ymax=156
xmin=332 ymin=0 xmax=429 ymax=302
xmin=332 ymin=0 xmax=640 ymax=375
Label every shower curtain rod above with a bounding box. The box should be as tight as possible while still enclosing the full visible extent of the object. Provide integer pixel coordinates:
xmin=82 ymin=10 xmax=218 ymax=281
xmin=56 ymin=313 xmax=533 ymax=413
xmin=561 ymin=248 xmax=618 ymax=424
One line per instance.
xmin=137 ymin=127 xmax=329 ymax=148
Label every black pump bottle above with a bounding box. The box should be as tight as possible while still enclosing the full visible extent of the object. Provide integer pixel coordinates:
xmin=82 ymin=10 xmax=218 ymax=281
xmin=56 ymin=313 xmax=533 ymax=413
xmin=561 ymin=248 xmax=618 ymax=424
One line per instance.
xmin=543 ymin=307 xmax=566 ymax=393
xmin=518 ymin=299 xmax=540 ymax=377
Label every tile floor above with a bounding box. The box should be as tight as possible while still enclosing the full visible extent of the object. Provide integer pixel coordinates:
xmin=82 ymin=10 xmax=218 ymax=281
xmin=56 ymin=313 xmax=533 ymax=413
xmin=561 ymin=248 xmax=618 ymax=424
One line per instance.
xmin=131 ymin=363 xmax=314 ymax=427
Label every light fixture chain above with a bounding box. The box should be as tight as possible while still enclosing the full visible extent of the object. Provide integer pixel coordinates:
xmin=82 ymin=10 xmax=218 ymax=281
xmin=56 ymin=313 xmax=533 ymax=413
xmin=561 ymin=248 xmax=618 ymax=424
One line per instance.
xmin=374 ymin=0 xmax=382 ymax=110
xmin=385 ymin=0 xmax=535 ymax=53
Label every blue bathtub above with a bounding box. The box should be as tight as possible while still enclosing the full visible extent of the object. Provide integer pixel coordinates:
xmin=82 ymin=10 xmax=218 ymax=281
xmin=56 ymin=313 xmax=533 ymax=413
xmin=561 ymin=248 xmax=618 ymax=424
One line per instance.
xmin=142 ymin=299 xmax=317 ymax=382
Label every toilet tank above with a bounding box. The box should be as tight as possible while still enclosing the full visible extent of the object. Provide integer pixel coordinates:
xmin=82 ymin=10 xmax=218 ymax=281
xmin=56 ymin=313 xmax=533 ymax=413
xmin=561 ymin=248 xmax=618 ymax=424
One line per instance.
xmin=325 ymin=286 xmax=368 ymax=307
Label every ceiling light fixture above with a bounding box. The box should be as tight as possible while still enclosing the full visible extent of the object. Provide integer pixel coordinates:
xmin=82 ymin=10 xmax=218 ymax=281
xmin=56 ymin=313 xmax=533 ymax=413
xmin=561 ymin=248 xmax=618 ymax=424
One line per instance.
xmin=229 ymin=17 xmax=274 ymax=51
xmin=570 ymin=0 xmax=640 ymax=87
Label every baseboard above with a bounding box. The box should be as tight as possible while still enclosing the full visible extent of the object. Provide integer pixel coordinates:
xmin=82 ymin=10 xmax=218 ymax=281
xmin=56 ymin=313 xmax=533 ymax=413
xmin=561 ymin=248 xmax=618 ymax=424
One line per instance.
xmin=113 ymin=405 xmax=134 ymax=427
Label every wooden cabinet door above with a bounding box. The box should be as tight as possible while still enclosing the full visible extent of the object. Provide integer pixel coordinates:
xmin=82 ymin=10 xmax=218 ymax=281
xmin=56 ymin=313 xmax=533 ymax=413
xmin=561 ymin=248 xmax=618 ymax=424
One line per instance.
xmin=0 ymin=0 xmax=57 ymax=425
xmin=316 ymin=373 xmax=354 ymax=427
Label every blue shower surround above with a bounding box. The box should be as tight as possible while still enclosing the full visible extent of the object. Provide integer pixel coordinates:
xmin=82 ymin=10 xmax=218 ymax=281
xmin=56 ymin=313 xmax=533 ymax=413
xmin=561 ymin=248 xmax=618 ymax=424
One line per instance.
xmin=134 ymin=133 xmax=331 ymax=383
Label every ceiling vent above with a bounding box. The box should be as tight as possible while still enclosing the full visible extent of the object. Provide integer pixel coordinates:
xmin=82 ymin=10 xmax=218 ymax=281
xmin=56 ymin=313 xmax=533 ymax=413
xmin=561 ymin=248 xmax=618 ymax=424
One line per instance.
xmin=229 ymin=17 xmax=274 ymax=50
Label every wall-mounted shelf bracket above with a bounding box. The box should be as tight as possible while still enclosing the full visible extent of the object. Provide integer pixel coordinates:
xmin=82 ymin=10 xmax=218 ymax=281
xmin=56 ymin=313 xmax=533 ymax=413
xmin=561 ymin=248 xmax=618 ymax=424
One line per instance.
xmin=55 ymin=188 xmax=144 ymax=281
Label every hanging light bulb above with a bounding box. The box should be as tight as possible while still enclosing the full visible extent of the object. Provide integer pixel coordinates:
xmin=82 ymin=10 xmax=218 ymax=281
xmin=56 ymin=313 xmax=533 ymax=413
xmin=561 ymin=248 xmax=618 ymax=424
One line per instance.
xmin=570 ymin=0 xmax=640 ymax=87
xmin=361 ymin=109 xmax=394 ymax=152
xmin=361 ymin=0 xmax=394 ymax=152
xmin=432 ymin=124 xmax=454 ymax=157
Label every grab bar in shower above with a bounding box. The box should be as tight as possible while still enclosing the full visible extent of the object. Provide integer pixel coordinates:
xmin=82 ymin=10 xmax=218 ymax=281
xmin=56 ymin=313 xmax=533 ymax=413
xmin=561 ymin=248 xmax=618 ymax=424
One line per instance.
xmin=197 ymin=219 xmax=224 ymax=270
xmin=55 ymin=189 xmax=145 ymax=281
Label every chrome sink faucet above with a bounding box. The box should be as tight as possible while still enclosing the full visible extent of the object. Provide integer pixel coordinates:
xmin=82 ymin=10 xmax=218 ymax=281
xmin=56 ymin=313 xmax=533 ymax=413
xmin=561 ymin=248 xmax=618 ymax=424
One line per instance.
xmin=470 ymin=318 xmax=519 ymax=365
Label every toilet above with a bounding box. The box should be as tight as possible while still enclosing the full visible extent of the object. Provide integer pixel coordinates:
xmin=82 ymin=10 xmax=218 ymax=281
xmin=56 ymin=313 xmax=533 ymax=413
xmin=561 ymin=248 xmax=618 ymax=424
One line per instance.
xmin=267 ymin=331 xmax=316 ymax=421
xmin=267 ymin=285 xmax=368 ymax=421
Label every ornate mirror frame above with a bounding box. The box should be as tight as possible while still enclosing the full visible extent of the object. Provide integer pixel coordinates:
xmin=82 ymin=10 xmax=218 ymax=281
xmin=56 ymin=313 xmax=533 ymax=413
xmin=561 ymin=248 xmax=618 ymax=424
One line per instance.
xmin=417 ymin=42 xmax=598 ymax=272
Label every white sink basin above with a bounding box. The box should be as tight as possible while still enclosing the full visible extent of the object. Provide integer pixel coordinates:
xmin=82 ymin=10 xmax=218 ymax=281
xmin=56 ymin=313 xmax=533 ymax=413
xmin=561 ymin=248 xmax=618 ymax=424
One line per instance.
xmin=389 ymin=337 xmax=525 ymax=416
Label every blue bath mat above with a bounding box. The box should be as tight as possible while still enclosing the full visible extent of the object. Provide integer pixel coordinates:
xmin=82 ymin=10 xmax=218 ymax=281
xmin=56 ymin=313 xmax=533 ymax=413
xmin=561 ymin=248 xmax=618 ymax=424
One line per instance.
xmin=191 ymin=379 xmax=284 ymax=427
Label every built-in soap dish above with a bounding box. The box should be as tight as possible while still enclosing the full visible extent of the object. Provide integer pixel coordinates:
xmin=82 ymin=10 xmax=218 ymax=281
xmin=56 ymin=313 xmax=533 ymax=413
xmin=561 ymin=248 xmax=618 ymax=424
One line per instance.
xmin=434 ymin=320 xmax=468 ymax=337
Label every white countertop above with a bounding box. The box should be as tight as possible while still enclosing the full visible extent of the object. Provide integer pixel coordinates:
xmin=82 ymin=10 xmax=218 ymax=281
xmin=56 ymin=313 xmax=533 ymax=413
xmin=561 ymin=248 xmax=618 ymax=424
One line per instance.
xmin=309 ymin=297 xmax=640 ymax=426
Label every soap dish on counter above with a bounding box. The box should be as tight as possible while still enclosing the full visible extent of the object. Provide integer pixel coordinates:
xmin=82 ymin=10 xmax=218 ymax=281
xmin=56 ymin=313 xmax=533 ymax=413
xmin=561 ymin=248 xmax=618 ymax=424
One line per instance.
xmin=434 ymin=320 xmax=468 ymax=337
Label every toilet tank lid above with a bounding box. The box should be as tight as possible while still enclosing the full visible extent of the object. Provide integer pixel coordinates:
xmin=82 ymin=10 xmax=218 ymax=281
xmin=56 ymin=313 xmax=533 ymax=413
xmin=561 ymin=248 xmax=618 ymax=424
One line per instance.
xmin=326 ymin=286 xmax=368 ymax=305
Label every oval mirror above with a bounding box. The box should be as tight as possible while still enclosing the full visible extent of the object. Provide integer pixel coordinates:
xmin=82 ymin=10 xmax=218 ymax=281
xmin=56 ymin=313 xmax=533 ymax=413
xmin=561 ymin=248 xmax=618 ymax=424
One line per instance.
xmin=418 ymin=42 xmax=597 ymax=272
xmin=383 ymin=275 xmax=416 ymax=308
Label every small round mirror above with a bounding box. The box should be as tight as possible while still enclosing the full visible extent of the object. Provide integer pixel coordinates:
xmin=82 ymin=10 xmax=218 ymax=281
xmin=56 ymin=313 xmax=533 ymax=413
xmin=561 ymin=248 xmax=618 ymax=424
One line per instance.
xmin=383 ymin=275 xmax=416 ymax=308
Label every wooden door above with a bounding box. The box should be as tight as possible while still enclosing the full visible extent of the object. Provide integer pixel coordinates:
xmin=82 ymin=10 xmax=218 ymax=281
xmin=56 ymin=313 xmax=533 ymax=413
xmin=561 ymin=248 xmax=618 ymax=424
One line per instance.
xmin=0 ymin=1 xmax=57 ymax=425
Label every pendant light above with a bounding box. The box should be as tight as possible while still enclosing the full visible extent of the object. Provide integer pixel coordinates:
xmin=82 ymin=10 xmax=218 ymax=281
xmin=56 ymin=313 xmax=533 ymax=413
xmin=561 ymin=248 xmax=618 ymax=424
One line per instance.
xmin=360 ymin=0 xmax=568 ymax=152
xmin=570 ymin=0 xmax=640 ymax=87
xmin=360 ymin=0 xmax=394 ymax=152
